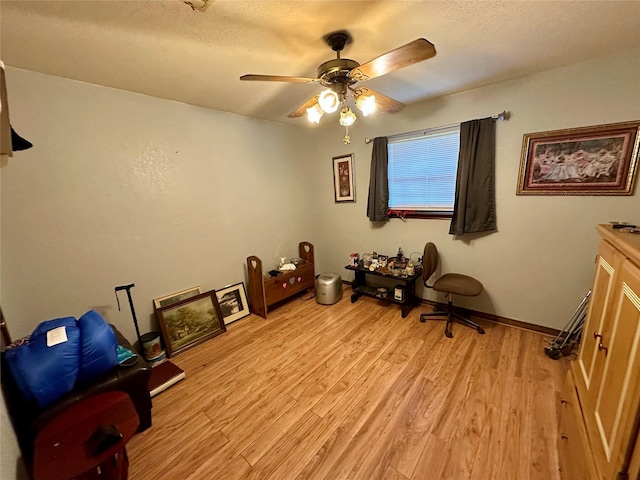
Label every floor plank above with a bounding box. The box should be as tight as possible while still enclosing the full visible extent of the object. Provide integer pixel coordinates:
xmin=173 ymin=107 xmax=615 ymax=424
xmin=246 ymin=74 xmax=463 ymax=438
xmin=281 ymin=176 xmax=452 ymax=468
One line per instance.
xmin=127 ymin=288 xmax=567 ymax=480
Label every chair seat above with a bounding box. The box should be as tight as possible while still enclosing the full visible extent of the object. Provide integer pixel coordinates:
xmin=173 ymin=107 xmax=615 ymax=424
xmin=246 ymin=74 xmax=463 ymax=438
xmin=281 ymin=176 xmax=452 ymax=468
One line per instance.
xmin=433 ymin=273 xmax=483 ymax=297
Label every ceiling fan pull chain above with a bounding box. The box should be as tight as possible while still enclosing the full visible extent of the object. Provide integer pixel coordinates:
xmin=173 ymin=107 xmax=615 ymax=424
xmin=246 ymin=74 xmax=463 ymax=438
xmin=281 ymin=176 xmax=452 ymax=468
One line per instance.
xmin=343 ymin=125 xmax=351 ymax=145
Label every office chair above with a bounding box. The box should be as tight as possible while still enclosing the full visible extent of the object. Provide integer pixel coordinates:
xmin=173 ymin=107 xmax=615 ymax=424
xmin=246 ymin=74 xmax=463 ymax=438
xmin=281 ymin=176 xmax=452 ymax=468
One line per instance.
xmin=420 ymin=242 xmax=485 ymax=338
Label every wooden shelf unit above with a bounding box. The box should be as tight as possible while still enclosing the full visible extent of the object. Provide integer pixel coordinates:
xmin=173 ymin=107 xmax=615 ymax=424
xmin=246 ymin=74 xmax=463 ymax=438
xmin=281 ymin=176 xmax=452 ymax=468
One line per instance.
xmin=247 ymin=242 xmax=315 ymax=319
xmin=559 ymin=225 xmax=640 ymax=480
xmin=345 ymin=264 xmax=422 ymax=318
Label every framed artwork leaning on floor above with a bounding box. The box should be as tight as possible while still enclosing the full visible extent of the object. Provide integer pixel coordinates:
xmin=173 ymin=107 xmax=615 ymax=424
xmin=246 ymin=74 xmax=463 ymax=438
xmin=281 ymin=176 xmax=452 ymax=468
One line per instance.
xmin=156 ymin=290 xmax=226 ymax=357
xmin=216 ymin=282 xmax=250 ymax=325
xmin=153 ymin=286 xmax=202 ymax=309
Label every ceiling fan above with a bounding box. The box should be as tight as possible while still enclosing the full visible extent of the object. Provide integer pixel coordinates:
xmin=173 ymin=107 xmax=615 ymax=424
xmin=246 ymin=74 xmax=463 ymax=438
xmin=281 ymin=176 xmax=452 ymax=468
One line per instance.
xmin=240 ymin=31 xmax=436 ymax=143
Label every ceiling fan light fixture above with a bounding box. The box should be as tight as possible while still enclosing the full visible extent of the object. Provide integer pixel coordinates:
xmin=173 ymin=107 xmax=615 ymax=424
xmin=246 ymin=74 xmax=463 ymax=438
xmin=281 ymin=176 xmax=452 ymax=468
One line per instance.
xmin=356 ymin=93 xmax=376 ymax=117
xmin=318 ymin=90 xmax=339 ymax=113
xmin=306 ymin=103 xmax=324 ymax=124
xmin=339 ymin=106 xmax=357 ymax=127
xmin=242 ymin=32 xmax=435 ymax=142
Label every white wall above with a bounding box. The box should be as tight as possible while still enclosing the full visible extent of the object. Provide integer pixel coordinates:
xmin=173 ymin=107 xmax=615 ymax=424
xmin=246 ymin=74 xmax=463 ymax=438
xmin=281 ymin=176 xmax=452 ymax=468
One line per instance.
xmin=1 ymin=42 xmax=639 ymax=480
xmin=1 ymin=69 xmax=317 ymax=342
xmin=1 ymin=48 xmax=639 ymax=339
xmin=307 ymin=46 xmax=640 ymax=329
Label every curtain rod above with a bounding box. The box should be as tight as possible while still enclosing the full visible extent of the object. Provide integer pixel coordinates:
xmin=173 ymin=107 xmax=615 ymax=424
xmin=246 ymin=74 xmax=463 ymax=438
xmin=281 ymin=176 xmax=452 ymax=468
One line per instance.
xmin=364 ymin=110 xmax=510 ymax=144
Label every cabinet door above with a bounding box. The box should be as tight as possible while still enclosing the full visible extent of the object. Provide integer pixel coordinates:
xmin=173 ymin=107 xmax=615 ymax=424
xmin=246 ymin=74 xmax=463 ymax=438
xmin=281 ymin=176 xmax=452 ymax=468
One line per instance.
xmin=575 ymin=240 xmax=624 ymax=408
xmin=559 ymin=370 xmax=599 ymax=480
xmin=586 ymin=259 xmax=640 ymax=480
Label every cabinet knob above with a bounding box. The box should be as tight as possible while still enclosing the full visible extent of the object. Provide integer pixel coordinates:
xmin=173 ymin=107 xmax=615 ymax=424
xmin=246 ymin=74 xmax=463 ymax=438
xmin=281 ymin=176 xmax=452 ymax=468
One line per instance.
xmin=598 ymin=342 xmax=609 ymax=355
xmin=594 ymin=332 xmax=608 ymax=355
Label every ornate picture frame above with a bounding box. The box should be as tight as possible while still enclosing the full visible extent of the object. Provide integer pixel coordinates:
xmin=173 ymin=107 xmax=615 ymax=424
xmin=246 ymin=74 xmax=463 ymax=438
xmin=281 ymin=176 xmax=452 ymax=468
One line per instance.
xmin=517 ymin=121 xmax=639 ymax=195
xmin=333 ymin=154 xmax=355 ymax=202
xmin=156 ymin=290 xmax=226 ymax=357
xmin=153 ymin=286 xmax=202 ymax=309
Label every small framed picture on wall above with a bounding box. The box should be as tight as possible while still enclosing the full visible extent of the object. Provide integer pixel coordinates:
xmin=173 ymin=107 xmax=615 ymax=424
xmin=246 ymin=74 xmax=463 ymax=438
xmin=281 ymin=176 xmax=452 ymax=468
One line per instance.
xmin=333 ymin=154 xmax=355 ymax=202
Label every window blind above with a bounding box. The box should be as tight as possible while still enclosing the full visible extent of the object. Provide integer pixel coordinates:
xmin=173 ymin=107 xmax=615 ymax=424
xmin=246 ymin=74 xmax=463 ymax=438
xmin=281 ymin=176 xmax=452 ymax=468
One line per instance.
xmin=388 ymin=125 xmax=460 ymax=212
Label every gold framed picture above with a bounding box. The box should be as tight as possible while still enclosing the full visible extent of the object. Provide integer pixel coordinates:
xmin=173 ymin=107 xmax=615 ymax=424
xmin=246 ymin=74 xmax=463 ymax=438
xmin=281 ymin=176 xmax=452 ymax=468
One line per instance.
xmin=153 ymin=286 xmax=202 ymax=309
xmin=517 ymin=120 xmax=639 ymax=195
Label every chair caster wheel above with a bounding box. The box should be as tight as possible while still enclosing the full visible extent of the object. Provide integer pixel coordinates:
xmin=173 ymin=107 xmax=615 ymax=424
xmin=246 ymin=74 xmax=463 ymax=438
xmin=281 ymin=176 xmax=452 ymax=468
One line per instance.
xmin=419 ymin=316 xmax=426 ymax=323
xmin=477 ymin=327 xmax=485 ymax=335
xmin=445 ymin=330 xmax=453 ymax=338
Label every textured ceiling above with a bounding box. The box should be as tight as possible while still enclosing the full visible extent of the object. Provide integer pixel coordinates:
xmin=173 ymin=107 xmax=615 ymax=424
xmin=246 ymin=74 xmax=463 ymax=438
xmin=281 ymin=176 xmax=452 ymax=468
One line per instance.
xmin=2 ymin=1 xmax=640 ymax=126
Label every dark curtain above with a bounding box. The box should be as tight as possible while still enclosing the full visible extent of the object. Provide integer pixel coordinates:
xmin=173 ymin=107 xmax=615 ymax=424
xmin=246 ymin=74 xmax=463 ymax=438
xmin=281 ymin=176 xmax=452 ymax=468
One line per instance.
xmin=1 ymin=64 xmax=32 ymax=155
xmin=449 ymin=117 xmax=496 ymax=235
xmin=1 ymin=64 xmax=12 ymax=156
xmin=367 ymin=136 xmax=389 ymax=222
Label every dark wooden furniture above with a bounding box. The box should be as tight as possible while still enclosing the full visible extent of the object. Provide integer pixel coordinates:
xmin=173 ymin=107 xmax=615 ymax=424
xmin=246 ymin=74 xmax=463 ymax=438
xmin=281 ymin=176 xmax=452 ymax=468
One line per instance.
xmin=345 ymin=264 xmax=421 ymax=318
xmin=33 ymin=391 xmax=138 ymax=480
xmin=1 ymin=326 xmax=151 ymax=467
xmin=247 ymin=242 xmax=315 ymax=319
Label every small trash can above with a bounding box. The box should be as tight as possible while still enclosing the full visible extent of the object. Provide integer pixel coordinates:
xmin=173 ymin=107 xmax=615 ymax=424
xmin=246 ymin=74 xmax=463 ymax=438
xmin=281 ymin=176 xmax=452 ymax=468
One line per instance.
xmin=316 ymin=273 xmax=343 ymax=305
xmin=140 ymin=331 xmax=162 ymax=360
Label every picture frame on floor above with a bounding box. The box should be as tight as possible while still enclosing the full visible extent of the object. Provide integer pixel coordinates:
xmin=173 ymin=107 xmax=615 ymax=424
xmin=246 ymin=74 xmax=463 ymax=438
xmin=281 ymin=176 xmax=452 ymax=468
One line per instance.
xmin=517 ymin=120 xmax=640 ymax=195
xmin=333 ymin=153 xmax=356 ymax=202
xmin=216 ymin=282 xmax=250 ymax=325
xmin=153 ymin=286 xmax=203 ymax=309
xmin=156 ymin=290 xmax=226 ymax=357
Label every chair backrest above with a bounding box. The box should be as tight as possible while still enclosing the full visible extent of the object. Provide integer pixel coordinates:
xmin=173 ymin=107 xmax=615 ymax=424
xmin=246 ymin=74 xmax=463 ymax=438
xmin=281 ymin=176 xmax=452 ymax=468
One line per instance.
xmin=422 ymin=242 xmax=439 ymax=285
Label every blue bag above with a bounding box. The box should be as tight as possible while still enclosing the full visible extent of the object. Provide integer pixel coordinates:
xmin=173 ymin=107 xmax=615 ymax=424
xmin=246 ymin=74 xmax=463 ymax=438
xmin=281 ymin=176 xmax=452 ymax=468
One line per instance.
xmin=3 ymin=317 xmax=80 ymax=408
xmin=77 ymin=310 xmax=118 ymax=382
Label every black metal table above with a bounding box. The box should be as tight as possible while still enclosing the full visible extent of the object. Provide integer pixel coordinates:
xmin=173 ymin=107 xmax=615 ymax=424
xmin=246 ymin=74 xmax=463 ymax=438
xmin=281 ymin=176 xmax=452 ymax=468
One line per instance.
xmin=345 ymin=265 xmax=422 ymax=318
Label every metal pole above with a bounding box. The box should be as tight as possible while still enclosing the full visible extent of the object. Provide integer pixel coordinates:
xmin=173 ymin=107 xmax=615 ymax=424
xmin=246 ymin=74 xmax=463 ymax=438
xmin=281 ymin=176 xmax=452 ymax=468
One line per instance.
xmin=364 ymin=110 xmax=510 ymax=144
xmin=115 ymin=283 xmax=143 ymax=357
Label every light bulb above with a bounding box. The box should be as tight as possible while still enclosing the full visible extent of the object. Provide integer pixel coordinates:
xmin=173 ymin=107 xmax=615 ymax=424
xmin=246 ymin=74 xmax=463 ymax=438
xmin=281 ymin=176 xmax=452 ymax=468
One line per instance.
xmin=356 ymin=94 xmax=376 ymax=117
xmin=306 ymin=103 xmax=324 ymax=124
xmin=339 ymin=106 xmax=357 ymax=127
xmin=318 ymin=90 xmax=339 ymax=113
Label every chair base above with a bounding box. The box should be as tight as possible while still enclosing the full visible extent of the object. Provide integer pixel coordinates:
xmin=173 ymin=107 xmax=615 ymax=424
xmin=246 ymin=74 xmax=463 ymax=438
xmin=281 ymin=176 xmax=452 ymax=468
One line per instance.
xmin=420 ymin=298 xmax=485 ymax=338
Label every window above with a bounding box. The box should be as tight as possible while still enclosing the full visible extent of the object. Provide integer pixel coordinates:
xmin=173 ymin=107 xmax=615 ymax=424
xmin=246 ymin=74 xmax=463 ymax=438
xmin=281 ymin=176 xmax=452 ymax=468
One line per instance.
xmin=387 ymin=124 xmax=460 ymax=218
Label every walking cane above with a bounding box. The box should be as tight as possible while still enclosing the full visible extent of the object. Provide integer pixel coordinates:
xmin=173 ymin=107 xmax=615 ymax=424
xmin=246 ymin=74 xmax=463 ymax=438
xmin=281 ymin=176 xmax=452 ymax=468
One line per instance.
xmin=114 ymin=283 xmax=145 ymax=360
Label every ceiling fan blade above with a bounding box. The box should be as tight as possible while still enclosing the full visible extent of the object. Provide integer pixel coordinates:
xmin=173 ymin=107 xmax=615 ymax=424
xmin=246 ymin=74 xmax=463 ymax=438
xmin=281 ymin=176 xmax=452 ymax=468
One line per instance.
xmin=240 ymin=74 xmax=320 ymax=84
xmin=349 ymin=38 xmax=436 ymax=82
xmin=355 ymin=87 xmax=405 ymax=114
xmin=288 ymin=95 xmax=320 ymax=118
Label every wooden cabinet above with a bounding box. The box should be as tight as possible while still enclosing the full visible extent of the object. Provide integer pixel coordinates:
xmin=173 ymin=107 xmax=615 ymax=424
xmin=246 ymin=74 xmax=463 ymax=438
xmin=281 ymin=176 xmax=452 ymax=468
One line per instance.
xmin=559 ymin=370 xmax=598 ymax=480
xmin=247 ymin=242 xmax=314 ymax=319
xmin=574 ymin=239 xmax=625 ymax=409
xmin=562 ymin=225 xmax=640 ymax=480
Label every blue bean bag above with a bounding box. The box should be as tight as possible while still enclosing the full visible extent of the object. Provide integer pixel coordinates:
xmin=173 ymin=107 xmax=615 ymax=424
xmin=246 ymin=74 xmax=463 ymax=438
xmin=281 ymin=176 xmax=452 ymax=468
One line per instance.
xmin=77 ymin=310 xmax=117 ymax=382
xmin=3 ymin=317 xmax=80 ymax=408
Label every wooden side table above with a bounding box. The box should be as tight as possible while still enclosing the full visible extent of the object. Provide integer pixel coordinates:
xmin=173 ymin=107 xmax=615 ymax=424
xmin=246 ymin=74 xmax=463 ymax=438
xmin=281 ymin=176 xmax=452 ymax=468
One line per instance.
xmin=345 ymin=264 xmax=422 ymax=318
xmin=33 ymin=391 xmax=139 ymax=480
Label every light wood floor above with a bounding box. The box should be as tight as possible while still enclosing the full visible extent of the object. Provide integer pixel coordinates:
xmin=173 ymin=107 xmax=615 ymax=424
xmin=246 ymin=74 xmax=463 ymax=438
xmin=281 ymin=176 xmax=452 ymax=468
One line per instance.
xmin=127 ymin=288 xmax=568 ymax=480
